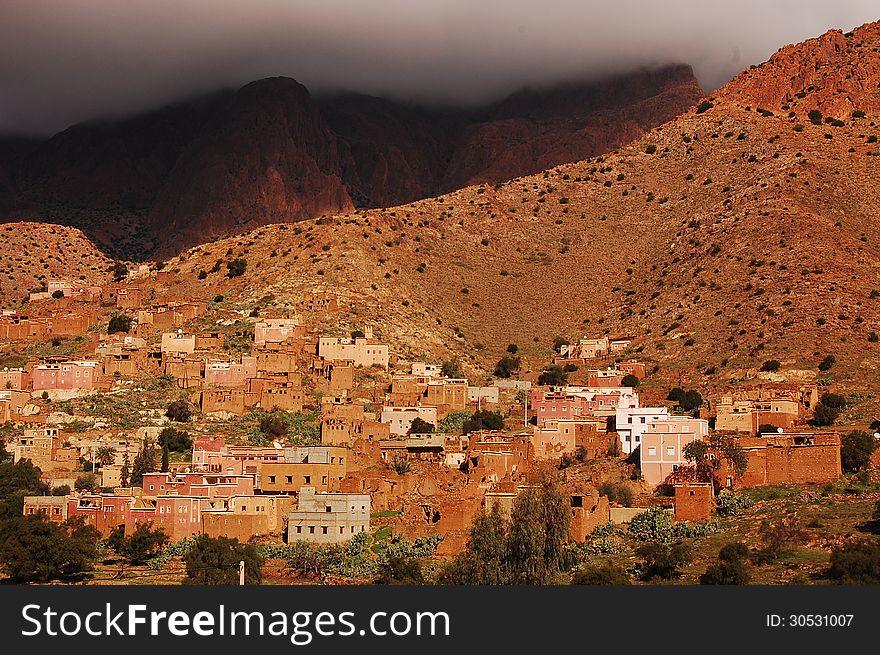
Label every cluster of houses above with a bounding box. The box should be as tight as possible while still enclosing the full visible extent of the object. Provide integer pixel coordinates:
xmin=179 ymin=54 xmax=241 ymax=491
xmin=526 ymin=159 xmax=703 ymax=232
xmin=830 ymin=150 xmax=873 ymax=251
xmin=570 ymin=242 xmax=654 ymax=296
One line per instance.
xmin=5 ymin=277 xmax=870 ymax=553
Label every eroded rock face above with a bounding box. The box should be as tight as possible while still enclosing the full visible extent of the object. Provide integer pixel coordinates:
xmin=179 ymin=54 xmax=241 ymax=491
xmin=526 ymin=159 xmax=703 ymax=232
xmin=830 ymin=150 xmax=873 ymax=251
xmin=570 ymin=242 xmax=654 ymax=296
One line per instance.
xmin=0 ymin=65 xmax=703 ymax=258
xmin=717 ymin=23 xmax=880 ymax=118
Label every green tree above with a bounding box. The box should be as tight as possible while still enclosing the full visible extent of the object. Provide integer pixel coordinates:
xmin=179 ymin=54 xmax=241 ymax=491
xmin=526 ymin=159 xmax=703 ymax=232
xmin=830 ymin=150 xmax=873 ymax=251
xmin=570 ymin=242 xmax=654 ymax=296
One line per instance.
xmin=841 ymin=431 xmax=877 ymax=473
xmin=699 ymin=542 xmax=751 ymax=585
xmin=161 ymin=445 xmax=169 ymax=472
xmin=111 ymin=261 xmax=129 ymax=282
xmin=121 ymin=523 xmax=168 ymax=565
xmin=95 ymin=445 xmax=116 ymax=466
xmin=74 ymin=473 xmax=99 ymax=493
xmin=165 ymin=399 xmax=193 ymax=422
xmin=107 ymin=314 xmax=132 ymax=334
xmin=493 ymin=355 xmax=520 ymax=378
xmin=439 ymin=504 xmax=509 ymax=584
xmin=462 ymin=410 xmax=504 ymax=433
xmin=375 ymin=556 xmax=425 ymax=585
xmin=120 ymin=452 xmax=131 ymax=488
xmin=0 ymin=458 xmax=49 ymax=517
xmin=408 ymin=417 xmax=435 ymax=434
xmin=157 ymin=427 xmax=192 ymax=452
xmin=0 ymin=515 xmax=100 ymax=582
xmin=621 ymin=374 xmax=640 ymax=387
xmin=130 ymin=438 xmax=157 ymax=487
xmin=818 ymin=355 xmax=836 ymax=371
xmin=537 ymin=365 xmax=568 ymax=386
xmin=441 ymin=361 xmax=463 ymax=379
xmin=552 ymin=337 xmax=570 ymax=353
xmin=183 ymin=534 xmax=263 ymax=584
xmin=828 ymin=539 xmax=880 ymax=583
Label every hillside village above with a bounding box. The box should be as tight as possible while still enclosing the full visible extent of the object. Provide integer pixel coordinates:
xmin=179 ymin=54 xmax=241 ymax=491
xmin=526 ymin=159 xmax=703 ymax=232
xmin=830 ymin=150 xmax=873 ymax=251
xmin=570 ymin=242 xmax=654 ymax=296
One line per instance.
xmin=1 ymin=264 xmax=878 ymax=584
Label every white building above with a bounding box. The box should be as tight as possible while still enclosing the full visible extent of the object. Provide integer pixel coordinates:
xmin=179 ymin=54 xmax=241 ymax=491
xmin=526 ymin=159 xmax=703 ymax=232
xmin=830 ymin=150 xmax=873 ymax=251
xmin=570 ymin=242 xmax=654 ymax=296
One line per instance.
xmin=287 ymin=487 xmax=370 ymax=544
xmin=615 ymin=406 xmax=670 ymax=455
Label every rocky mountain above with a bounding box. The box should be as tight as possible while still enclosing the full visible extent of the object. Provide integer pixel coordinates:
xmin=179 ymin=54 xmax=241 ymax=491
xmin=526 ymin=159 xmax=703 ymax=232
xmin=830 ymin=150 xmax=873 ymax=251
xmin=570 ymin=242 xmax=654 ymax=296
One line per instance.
xmin=0 ymin=65 xmax=704 ymax=258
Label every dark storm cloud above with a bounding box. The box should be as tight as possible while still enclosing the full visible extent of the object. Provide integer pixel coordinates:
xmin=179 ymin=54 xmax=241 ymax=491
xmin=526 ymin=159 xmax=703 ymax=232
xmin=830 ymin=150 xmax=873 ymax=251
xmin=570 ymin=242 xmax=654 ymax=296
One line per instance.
xmin=0 ymin=0 xmax=877 ymax=135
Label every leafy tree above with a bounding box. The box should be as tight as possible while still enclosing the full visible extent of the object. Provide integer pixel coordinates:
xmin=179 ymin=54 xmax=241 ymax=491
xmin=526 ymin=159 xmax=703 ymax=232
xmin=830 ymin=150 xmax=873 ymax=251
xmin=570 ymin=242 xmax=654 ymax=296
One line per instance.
xmin=259 ymin=412 xmax=288 ymax=438
xmin=157 ymin=427 xmax=192 ymax=452
xmin=74 ymin=473 xmax=99 ymax=493
xmin=130 ymin=438 xmax=157 ymax=487
xmin=552 ymin=337 xmax=570 ymax=353
xmin=441 ymin=360 xmax=463 ymax=379
xmin=621 ymin=374 xmax=640 ymax=388
xmin=537 ymin=365 xmax=568 ymax=386
xmin=757 ymin=516 xmax=805 ymax=562
xmin=841 ymin=431 xmax=877 ymax=473
xmin=161 ymin=445 xmax=169 ymax=472
xmin=440 ymin=504 xmax=508 ymax=585
xmin=165 ymin=399 xmax=193 ymax=422
xmin=120 ymin=452 xmax=130 ymax=488
xmin=636 ymin=541 xmax=692 ymax=580
xmin=812 ymin=403 xmax=840 ymax=427
xmin=571 ymin=561 xmax=631 ymax=585
xmin=700 ymin=542 xmax=751 ymax=585
xmin=0 ymin=458 xmax=49 ymax=517
xmin=183 ymin=534 xmax=263 ymax=584
xmin=821 ymin=392 xmax=846 ymax=409
xmin=226 ymin=258 xmax=247 ymax=278
xmin=0 ymin=515 xmax=100 ymax=582
xmin=828 ymin=539 xmax=880 ymax=583
xmin=107 ymin=314 xmax=132 ymax=334
xmin=757 ymin=423 xmax=778 ymax=435
xmin=121 ymin=523 xmax=168 ymax=564
xmin=96 ymin=445 xmax=116 ymax=466
xmin=408 ymin=417 xmax=435 ymax=435
xmin=350 ymin=329 xmax=366 ymax=339
xmin=493 ymin=355 xmax=520 ymax=378
xmin=51 ymin=485 xmax=71 ymax=496
xmin=51 ymin=290 xmax=64 ymax=299
xmin=760 ymin=360 xmax=781 ymax=372
xmin=462 ymin=410 xmax=504 ymax=433
xmin=438 ymin=411 xmax=472 ymax=435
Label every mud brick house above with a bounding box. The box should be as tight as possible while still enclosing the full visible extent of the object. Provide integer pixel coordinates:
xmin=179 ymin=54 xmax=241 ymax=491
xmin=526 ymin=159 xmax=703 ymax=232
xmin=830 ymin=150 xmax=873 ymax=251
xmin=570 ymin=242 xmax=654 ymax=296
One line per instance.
xmin=531 ymin=386 xmax=639 ymax=425
xmin=673 ymin=482 xmax=715 ymax=522
xmin=287 ymin=487 xmax=370 ymax=544
xmin=312 ymin=358 xmax=355 ymax=392
xmin=32 ymin=360 xmax=100 ymax=391
xmin=317 ymin=327 xmax=389 ymax=369
xmin=204 ymin=356 xmax=257 ymax=387
xmin=254 ymin=342 xmax=300 ymax=374
xmin=615 ymin=407 xmax=671 ymax=455
xmin=531 ymin=419 xmax=616 ymax=460
xmin=321 ymin=414 xmax=390 ymax=446
xmin=23 ymin=495 xmax=69 ymax=523
xmin=161 ymin=330 xmax=197 ymax=354
xmin=195 ymin=332 xmax=224 ymax=350
xmin=0 ymin=367 xmax=29 ymax=390
xmin=733 ymin=432 xmax=842 ymax=487
xmin=255 ymin=447 xmax=348 ymax=494
xmin=640 ymin=417 xmax=710 ymax=488
xmin=163 ymin=353 xmax=204 ymax=388
xmin=586 ymin=368 xmax=627 ymax=388
xmin=569 ymin=490 xmax=612 ymax=540
xmin=0 ymin=389 xmax=31 ymax=422
xmin=253 ymin=317 xmax=303 ymax=345
xmin=200 ymin=387 xmax=246 ymax=415
xmin=618 ymin=360 xmax=647 ymax=379
xmin=116 ymin=287 xmax=146 ymax=309
xmin=201 ymin=495 xmax=297 ymax=541
xmin=141 ymin=472 xmax=255 ymax=498
xmin=715 ymin=396 xmax=799 ymax=433
xmin=464 ymin=433 xmax=535 ymax=483
xmin=380 ymin=405 xmax=439 ymax=436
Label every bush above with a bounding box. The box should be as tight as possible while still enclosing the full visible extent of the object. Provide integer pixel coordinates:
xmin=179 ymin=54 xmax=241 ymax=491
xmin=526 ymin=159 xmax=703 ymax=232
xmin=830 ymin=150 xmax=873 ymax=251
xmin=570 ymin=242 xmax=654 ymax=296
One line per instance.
xmin=259 ymin=412 xmax=288 ymax=438
xmin=808 ymin=109 xmax=823 ymax=125
xmin=628 ymin=508 xmax=675 ymax=543
xmin=74 ymin=473 xmax=99 ymax=493
xmin=757 ymin=516 xmax=805 ymax=561
xmin=107 ymin=314 xmax=132 ymax=334
xmin=112 ymin=261 xmax=129 ymax=281
xmin=165 ymin=400 xmax=193 ymax=422
xmin=812 ymin=403 xmax=839 ymax=427
xmin=696 ymin=100 xmax=714 ymax=114
xmin=598 ymin=482 xmax=633 ymax=507
xmin=184 ymin=534 xmax=263 ymax=584
xmin=714 ymin=490 xmax=754 ymax=516
xmin=667 ymin=387 xmax=703 ymax=411
xmin=441 ymin=361 xmax=463 ymax=379
xmin=0 ymin=515 xmax=100 ymax=582
xmin=644 ymin=144 xmax=657 ymax=154
xmin=571 ymin=561 xmax=631 ymax=585
xmin=841 ymin=431 xmax=877 ymax=473
xmin=760 ymin=359 xmax=781 ymax=372
xmin=226 ymin=258 xmax=247 ymax=278
xmin=636 ymin=541 xmax=692 ymax=580
xmin=700 ymin=542 xmax=751 ymax=584
xmin=818 ymin=355 xmax=836 ymax=371
xmin=828 ymin=539 xmax=880 ymax=583
xmin=552 ymin=337 xmax=570 ymax=353
xmin=392 ymin=458 xmax=411 ymax=475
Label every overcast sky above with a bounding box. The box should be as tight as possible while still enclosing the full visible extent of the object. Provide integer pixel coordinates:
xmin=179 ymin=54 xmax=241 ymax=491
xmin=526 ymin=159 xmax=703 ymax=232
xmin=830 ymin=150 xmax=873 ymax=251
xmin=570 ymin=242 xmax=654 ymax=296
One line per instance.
xmin=1 ymin=0 xmax=877 ymax=135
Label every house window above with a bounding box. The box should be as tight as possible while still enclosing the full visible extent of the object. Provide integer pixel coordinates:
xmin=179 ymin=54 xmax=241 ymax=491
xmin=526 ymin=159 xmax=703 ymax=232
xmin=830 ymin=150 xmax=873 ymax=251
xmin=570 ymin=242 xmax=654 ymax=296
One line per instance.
xmin=321 ymin=526 xmax=328 ymax=535
xmin=308 ymin=526 xmax=315 ymax=534
xmin=667 ymin=447 xmax=675 ymax=456
xmin=326 ymin=506 xmax=332 ymax=513
xmin=296 ymin=526 xmax=302 ymax=534
xmin=286 ymin=476 xmax=292 ymax=484
xmin=647 ymin=447 xmax=656 ymax=456
xmin=268 ymin=476 xmax=275 ymax=484
xmin=304 ymin=476 xmax=311 ymax=484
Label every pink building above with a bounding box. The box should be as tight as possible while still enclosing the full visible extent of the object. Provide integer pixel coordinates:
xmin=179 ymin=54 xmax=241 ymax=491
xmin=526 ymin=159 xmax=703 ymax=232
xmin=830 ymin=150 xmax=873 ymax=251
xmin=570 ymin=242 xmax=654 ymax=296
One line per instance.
xmin=32 ymin=361 xmax=99 ymax=390
xmin=204 ymin=356 xmax=258 ymax=387
xmin=0 ymin=367 xmax=30 ymax=390
xmin=141 ymin=472 xmax=254 ymax=498
xmin=254 ymin=318 xmax=303 ymax=345
xmin=530 ymin=392 xmax=593 ymax=424
xmin=640 ymin=417 xmax=710 ymax=488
